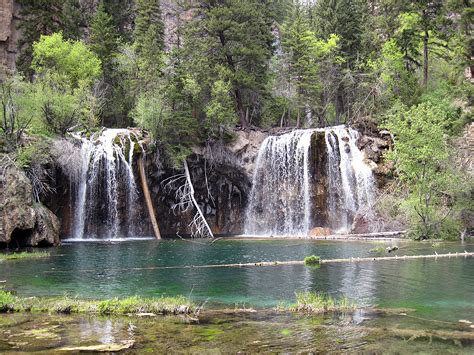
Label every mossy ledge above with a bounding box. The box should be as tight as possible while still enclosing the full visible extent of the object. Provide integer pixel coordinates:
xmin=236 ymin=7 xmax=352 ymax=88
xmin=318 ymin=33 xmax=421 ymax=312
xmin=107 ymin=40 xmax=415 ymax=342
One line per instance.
xmin=288 ymin=292 xmax=356 ymax=314
xmin=0 ymin=291 xmax=194 ymax=316
xmin=0 ymin=251 xmax=50 ymax=261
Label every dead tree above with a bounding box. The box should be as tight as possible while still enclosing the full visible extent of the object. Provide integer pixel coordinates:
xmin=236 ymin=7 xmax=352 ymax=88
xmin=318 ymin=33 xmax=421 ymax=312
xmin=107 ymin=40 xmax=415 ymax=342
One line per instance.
xmin=163 ymin=160 xmax=214 ymax=238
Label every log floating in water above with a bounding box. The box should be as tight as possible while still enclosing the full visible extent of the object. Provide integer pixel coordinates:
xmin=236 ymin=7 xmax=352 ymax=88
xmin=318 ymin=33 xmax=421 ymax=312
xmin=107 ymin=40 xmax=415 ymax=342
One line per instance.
xmin=237 ymin=231 xmax=407 ymax=240
xmin=43 ymin=251 xmax=474 ymax=274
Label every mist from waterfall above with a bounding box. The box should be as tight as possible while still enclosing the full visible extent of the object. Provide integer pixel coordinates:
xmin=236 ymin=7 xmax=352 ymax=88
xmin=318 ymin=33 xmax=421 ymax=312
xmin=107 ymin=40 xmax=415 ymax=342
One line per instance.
xmin=245 ymin=126 xmax=375 ymax=236
xmin=71 ymin=129 xmax=139 ymax=240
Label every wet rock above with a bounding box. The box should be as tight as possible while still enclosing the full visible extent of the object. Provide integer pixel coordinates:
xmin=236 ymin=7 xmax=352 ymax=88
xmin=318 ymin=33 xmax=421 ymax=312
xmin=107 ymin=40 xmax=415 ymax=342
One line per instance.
xmin=0 ymin=164 xmax=36 ymax=244
xmin=351 ymin=213 xmax=370 ymax=234
xmin=30 ymin=204 xmax=60 ymax=246
xmin=309 ymin=227 xmax=332 ymax=237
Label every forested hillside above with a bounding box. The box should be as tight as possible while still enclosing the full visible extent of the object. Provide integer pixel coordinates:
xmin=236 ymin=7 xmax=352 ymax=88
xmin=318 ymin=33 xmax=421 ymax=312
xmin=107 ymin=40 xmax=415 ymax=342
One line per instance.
xmin=0 ymin=0 xmax=473 ymax=240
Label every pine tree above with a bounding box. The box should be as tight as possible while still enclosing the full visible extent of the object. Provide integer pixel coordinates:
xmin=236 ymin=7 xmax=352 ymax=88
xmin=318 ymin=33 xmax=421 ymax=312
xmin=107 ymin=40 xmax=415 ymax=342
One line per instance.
xmin=90 ymin=2 xmax=119 ymax=78
xmin=133 ymin=0 xmax=165 ymax=89
xmin=16 ymin=0 xmax=64 ymax=77
xmin=184 ymin=0 xmax=275 ymax=127
xmin=90 ymin=2 xmax=131 ymax=127
xmin=281 ymin=1 xmax=339 ymax=127
xmin=313 ymin=0 xmax=366 ymax=65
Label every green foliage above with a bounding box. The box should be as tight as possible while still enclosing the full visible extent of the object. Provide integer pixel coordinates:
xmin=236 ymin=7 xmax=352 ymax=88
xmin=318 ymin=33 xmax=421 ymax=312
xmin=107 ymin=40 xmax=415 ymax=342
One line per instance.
xmin=32 ymin=33 xmax=101 ymax=88
xmin=385 ymin=98 xmax=465 ymax=239
xmin=90 ymin=2 xmax=119 ymax=77
xmin=304 ymin=255 xmax=321 ymax=266
xmin=16 ymin=0 xmax=65 ymax=77
xmin=280 ymin=2 xmax=341 ymax=127
xmin=15 ymin=138 xmax=52 ymax=168
xmin=1 ymin=74 xmax=43 ymax=148
xmin=204 ymin=76 xmax=238 ymax=137
xmin=25 ymin=33 xmax=103 ymax=135
xmin=0 ymin=291 xmax=15 ymax=312
xmin=183 ymin=0 xmax=275 ymax=127
xmin=134 ymin=0 xmax=165 ymax=89
xmin=0 ymin=251 xmax=50 ymax=261
xmin=368 ymin=38 xmax=421 ymax=108
xmin=313 ymin=0 xmax=367 ymax=65
xmin=0 ymin=292 xmax=194 ymax=315
xmin=291 ymin=292 xmax=356 ymax=313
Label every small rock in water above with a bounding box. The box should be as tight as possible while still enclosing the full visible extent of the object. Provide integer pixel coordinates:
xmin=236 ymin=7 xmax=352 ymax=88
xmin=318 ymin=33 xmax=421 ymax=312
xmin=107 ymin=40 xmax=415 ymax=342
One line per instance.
xmin=386 ymin=246 xmax=399 ymax=253
xmin=458 ymin=319 xmax=472 ymax=324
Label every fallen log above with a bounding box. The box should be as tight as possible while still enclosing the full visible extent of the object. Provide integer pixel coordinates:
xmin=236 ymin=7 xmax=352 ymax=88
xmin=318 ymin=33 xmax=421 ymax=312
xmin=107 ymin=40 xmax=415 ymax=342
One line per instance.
xmin=44 ymin=251 xmax=474 ymax=274
xmin=138 ymin=156 xmax=161 ymax=239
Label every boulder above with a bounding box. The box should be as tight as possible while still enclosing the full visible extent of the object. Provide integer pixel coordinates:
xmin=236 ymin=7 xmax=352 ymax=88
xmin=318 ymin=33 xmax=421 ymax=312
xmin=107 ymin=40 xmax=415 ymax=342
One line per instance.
xmin=309 ymin=227 xmax=332 ymax=237
xmin=0 ymin=162 xmax=60 ymax=247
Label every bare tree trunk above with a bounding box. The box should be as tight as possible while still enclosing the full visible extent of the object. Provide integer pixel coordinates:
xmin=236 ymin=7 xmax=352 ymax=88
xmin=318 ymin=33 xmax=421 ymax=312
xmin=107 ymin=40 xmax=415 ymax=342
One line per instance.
xmin=235 ymin=89 xmax=246 ymax=127
xmin=138 ymin=157 xmax=161 ymax=239
xmin=280 ymin=109 xmax=286 ymax=128
xmin=423 ymin=30 xmax=429 ymax=87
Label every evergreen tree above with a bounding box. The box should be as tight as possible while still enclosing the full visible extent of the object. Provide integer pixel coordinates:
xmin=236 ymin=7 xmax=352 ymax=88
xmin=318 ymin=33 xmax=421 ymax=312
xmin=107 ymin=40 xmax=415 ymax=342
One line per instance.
xmin=133 ymin=0 xmax=166 ymax=90
xmin=90 ymin=2 xmax=132 ymax=127
xmin=184 ymin=0 xmax=275 ymax=127
xmin=280 ymin=1 xmax=339 ymax=127
xmin=313 ymin=0 xmax=366 ymax=65
xmin=102 ymin=0 xmax=135 ymax=41
xmin=90 ymin=2 xmax=120 ymax=78
xmin=16 ymin=0 xmax=64 ymax=78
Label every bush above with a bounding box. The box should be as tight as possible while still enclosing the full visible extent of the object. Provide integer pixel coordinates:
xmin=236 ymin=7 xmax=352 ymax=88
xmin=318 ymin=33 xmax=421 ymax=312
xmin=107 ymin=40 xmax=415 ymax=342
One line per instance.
xmin=304 ymin=255 xmax=321 ymax=266
xmin=291 ymin=292 xmax=356 ymax=313
xmin=0 ymin=291 xmax=16 ymax=312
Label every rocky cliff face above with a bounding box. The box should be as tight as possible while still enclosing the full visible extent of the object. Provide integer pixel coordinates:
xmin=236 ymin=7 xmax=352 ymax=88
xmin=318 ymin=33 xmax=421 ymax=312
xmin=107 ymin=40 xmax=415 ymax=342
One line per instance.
xmin=0 ymin=0 xmax=20 ymax=71
xmin=0 ymin=160 xmax=60 ymax=247
xmin=44 ymin=126 xmax=392 ymax=239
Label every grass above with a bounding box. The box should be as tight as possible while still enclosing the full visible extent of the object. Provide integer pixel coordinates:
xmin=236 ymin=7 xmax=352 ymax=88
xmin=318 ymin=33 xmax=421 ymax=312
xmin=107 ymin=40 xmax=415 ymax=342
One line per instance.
xmin=304 ymin=255 xmax=321 ymax=266
xmin=290 ymin=292 xmax=356 ymax=314
xmin=0 ymin=290 xmax=194 ymax=316
xmin=0 ymin=251 xmax=50 ymax=261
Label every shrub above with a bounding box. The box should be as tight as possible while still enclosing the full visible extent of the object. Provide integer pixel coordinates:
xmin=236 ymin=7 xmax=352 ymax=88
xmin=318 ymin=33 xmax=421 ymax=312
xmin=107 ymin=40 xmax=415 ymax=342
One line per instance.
xmin=304 ymin=255 xmax=321 ymax=266
xmin=0 ymin=290 xmax=16 ymax=312
xmin=291 ymin=292 xmax=356 ymax=313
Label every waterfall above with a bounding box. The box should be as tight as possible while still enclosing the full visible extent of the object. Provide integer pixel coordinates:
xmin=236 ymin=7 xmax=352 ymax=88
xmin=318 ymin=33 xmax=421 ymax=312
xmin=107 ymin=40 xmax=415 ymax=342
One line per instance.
xmin=245 ymin=126 xmax=375 ymax=236
xmin=71 ymin=129 xmax=138 ymax=240
xmin=326 ymin=126 xmax=375 ymax=233
xmin=245 ymin=130 xmax=315 ymax=236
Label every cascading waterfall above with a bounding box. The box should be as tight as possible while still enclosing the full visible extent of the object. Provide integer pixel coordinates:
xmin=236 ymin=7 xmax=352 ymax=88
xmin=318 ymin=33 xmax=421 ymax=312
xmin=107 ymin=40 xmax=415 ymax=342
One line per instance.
xmin=245 ymin=130 xmax=315 ymax=236
xmin=245 ymin=126 xmax=375 ymax=236
xmin=71 ymin=129 xmax=139 ymax=240
xmin=325 ymin=126 xmax=375 ymax=233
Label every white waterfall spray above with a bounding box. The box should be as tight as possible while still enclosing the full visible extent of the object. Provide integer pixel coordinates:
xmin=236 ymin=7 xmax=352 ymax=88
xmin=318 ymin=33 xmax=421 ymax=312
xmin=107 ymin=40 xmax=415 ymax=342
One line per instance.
xmin=245 ymin=126 xmax=375 ymax=236
xmin=245 ymin=130 xmax=315 ymax=236
xmin=326 ymin=126 xmax=375 ymax=233
xmin=71 ymin=129 xmax=138 ymax=240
